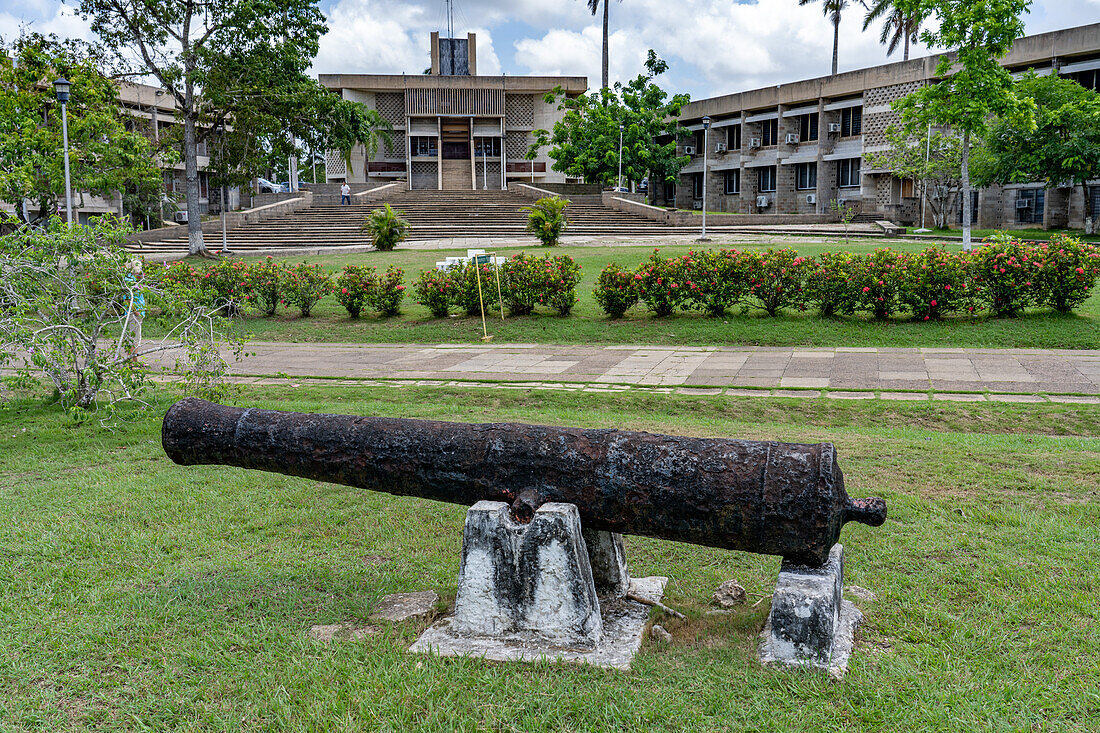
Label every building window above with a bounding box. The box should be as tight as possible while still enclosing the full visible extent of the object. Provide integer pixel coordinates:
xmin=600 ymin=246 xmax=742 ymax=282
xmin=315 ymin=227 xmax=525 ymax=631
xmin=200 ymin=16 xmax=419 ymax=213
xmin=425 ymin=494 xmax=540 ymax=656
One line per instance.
xmin=797 ymin=113 xmax=819 ymax=142
xmin=957 ymin=190 xmax=979 ymax=224
xmin=474 ymin=137 xmax=501 ymax=157
xmin=761 ymin=118 xmax=779 ymax=146
xmin=728 ymin=125 xmax=741 ymax=150
xmin=665 ymin=181 xmax=676 ymax=201
xmin=693 ymin=173 xmax=704 ymax=199
xmin=1067 ymin=69 xmax=1099 ymax=91
xmin=901 ymin=178 xmax=915 ymax=198
xmin=410 ymin=136 xmax=438 ymax=157
xmin=796 ymin=162 xmax=817 ymax=190
xmin=725 ymin=169 xmax=740 ymax=195
xmin=837 ymin=158 xmax=861 ymax=188
xmin=1016 ymin=188 xmax=1045 ymax=225
xmin=840 ymin=106 xmax=862 ymax=137
xmin=758 ymin=166 xmax=777 ymax=192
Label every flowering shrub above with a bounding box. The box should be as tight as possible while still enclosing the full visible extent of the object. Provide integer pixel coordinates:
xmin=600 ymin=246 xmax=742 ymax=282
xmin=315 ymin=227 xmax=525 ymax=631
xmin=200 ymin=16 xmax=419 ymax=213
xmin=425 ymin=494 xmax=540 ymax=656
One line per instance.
xmin=501 ymin=253 xmax=543 ymax=315
xmin=542 ymin=254 xmax=581 ymax=315
xmin=247 ymin=257 xmax=285 ymax=316
xmin=742 ymin=248 xmax=809 ymax=317
xmin=370 ymin=265 xmax=406 ymax=316
xmin=593 ymin=263 xmax=639 ymax=318
xmin=147 ymin=260 xmax=200 ymax=294
xmin=635 ymin=249 xmax=688 ymax=317
xmin=200 ymin=258 xmax=251 ymax=316
xmin=684 ymin=249 xmax=746 ymax=317
xmin=451 ymin=260 xmax=500 ymax=316
xmin=334 ymin=264 xmax=377 ymax=318
xmin=414 ymin=269 xmax=456 ymax=318
xmin=804 ymin=251 xmax=858 ymax=317
xmin=898 ymin=245 xmax=974 ymax=320
xmin=970 ymin=235 xmax=1038 ymax=317
xmin=280 ymin=262 xmax=332 ymax=317
xmin=1032 ymin=234 xmax=1100 ymax=313
xmin=852 ymin=249 xmax=907 ymax=320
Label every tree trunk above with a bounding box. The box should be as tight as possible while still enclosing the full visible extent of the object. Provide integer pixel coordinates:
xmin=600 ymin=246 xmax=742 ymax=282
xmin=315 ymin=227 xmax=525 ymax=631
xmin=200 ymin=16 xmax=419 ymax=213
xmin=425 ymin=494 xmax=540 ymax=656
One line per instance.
xmin=183 ymin=114 xmax=207 ymax=257
xmin=831 ymin=16 xmax=840 ymax=76
xmin=903 ymin=24 xmax=910 ymax=61
xmin=961 ymin=128 xmax=972 ymax=251
xmin=602 ymin=0 xmax=610 ymax=90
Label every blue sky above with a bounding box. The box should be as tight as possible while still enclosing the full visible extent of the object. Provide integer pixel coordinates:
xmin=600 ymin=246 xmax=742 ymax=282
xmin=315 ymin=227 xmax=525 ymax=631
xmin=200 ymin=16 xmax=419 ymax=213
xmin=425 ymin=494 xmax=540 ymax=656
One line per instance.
xmin=3 ymin=0 xmax=1099 ymax=100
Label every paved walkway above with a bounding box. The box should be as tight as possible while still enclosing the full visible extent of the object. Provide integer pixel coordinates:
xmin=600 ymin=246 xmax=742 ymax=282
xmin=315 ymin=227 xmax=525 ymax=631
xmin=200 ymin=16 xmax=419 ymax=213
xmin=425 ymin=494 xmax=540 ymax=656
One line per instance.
xmin=201 ymin=342 xmax=1100 ymax=402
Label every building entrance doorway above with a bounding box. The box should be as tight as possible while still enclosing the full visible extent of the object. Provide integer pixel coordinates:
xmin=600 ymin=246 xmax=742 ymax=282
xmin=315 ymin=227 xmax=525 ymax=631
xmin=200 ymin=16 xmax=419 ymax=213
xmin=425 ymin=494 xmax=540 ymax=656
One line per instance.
xmin=440 ymin=119 xmax=472 ymax=189
xmin=441 ymin=120 xmax=471 ymax=159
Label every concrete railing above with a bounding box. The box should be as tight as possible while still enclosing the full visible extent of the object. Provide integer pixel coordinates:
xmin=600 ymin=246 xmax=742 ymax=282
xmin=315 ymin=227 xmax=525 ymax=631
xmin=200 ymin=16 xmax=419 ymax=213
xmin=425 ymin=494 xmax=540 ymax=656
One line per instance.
xmin=353 ymin=182 xmax=403 ymax=202
xmin=512 ymin=183 xmax=563 ymax=200
xmin=601 ymin=192 xmax=844 ymax=227
xmin=128 ymin=191 xmax=314 ymax=244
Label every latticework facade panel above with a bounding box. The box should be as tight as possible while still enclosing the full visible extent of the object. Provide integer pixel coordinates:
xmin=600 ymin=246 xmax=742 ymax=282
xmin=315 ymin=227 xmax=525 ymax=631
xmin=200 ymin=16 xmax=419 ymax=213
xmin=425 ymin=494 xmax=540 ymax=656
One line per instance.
xmin=376 ymin=93 xmax=406 ymax=127
xmin=505 ymin=94 xmax=535 ymax=127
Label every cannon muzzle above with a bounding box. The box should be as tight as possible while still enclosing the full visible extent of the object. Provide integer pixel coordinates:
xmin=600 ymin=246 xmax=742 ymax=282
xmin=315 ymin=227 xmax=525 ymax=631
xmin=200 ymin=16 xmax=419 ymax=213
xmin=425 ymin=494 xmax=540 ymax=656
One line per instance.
xmin=163 ymin=398 xmax=886 ymax=566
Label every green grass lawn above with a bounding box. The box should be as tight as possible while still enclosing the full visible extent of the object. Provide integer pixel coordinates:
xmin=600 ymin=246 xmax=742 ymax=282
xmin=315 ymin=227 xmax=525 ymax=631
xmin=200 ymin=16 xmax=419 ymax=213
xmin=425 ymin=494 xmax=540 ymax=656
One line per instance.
xmin=905 ymin=227 xmax=1100 ymax=243
xmin=181 ymin=242 xmax=1100 ymax=349
xmin=1 ymin=385 xmax=1098 ymax=731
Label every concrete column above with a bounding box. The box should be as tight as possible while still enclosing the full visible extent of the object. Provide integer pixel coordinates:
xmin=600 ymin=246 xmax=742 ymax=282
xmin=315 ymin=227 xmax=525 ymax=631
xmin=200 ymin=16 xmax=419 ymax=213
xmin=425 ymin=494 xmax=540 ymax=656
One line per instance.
xmin=437 ymin=117 xmax=443 ymax=191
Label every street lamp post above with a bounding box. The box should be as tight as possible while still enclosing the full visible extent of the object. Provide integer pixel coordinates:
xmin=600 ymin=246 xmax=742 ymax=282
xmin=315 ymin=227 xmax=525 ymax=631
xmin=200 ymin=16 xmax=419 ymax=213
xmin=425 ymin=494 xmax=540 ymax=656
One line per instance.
xmin=617 ymin=123 xmax=624 ymax=191
xmin=53 ymin=78 xmax=73 ymax=226
xmin=699 ymin=115 xmax=711 ymax=241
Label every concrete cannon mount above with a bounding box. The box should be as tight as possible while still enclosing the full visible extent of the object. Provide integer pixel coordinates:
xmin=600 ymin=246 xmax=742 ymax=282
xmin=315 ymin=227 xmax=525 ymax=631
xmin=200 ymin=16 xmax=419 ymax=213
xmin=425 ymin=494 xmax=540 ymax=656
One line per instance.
xmin=410 ymin=501 xmax=667 ymax=670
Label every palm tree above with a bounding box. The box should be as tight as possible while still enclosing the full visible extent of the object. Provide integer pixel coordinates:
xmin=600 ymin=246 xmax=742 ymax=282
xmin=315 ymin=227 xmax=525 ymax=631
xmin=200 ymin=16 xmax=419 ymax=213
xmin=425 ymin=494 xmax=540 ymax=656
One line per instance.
xmin=861 ymin=0 xmax=924 ymax=61
xmin=799 ymin=0 xmax=848 ymax=76
xmin=584 ymin=0 xmax=620 ymax=90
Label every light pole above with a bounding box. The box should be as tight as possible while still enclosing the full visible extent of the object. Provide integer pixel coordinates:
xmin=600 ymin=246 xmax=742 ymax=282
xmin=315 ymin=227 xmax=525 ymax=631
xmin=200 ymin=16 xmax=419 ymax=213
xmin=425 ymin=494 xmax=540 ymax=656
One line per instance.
xmin=617 ymin=123 xmax=624 ymax=191
xmin=53 ymin=78 xmax=73 ymax=226
xmin=699 ymin=115 xmax=711 ymax=241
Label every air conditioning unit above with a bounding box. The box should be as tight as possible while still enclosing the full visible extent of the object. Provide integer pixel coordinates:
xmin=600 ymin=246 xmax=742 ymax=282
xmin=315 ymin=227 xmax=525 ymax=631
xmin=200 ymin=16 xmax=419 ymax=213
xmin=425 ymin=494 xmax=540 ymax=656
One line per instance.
xmin=692 ymin=200 xmax=704 ymax=210
xmin=756 ymin=195 xmax=771 ymax=208
xmin=827 ymin=122 xmax=842 ymax=134
xmin=806 ymin=193 xmax=817 ymax=205
xmin=748 ymin=137 xmax=762 ymax=148
xmin=682 ymin=145 xmax=696 ymax=156
xmin=1016 ymin=198 xmax=1032 ymax=209
xmin=785 ymin=133 xmax=800 ymax=145
xmin=715 ymin=142 xmax=728 ymax=153
xmin=173 ymin=211 xmax=188 ymax=223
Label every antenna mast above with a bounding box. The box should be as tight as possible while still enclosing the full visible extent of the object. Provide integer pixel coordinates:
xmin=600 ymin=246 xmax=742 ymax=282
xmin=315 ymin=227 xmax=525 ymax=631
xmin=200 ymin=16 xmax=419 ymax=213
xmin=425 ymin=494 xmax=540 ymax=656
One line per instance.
xmin=446 ymin=0 xmax=454 ymax=37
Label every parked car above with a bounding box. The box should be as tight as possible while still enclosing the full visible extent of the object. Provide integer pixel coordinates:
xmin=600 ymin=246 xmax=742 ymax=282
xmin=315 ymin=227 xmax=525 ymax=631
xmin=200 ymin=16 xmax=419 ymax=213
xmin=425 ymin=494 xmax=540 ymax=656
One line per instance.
xmin=256 ymin=178 xmax=284 ymax=194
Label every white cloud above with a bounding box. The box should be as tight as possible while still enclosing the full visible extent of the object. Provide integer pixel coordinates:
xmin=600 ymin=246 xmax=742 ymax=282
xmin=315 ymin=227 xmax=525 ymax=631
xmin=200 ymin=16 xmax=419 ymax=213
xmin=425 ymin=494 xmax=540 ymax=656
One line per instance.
xmin=0 ymin=1 xmax=92 ymax=43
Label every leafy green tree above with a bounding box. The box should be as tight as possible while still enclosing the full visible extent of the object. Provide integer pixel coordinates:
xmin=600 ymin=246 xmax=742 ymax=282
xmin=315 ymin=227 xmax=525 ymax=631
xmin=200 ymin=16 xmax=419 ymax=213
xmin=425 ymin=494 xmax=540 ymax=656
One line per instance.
xmin=799 ymin=0 xmax=849 ymax=76
xmin=75 ymin=0 xmax=385 ymax=257
xmin=979 ymin=71 xmax=1100 ymax=234
xmin=894 ymin=0 xmax=1033 ymax=250
xmin=867 ymin=126 xmax=964 ymax=229
xmin=0 ymin=34 xmax=166 ymax=227
xmin=532 ymin=51 xmax=690 ymax=188
xmin=861 ymin=0 xmax=927 ymax=61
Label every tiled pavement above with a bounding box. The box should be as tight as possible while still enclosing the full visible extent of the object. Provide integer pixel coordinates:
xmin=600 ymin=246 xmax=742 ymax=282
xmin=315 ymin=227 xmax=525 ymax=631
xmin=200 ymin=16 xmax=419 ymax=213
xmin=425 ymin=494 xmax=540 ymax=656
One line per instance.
xmin=208 ymin=342 xmax=1100 ymax=402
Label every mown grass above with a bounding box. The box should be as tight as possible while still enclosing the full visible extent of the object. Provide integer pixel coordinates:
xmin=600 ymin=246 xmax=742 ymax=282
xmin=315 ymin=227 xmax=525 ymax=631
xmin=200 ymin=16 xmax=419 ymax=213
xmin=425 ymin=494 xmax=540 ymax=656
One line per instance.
xmin=905 ymin=227 xmax=1100 ymax=244
xmin=1 ymin=385 xmax=1098 ymax=731
xmin=173 ymin=242 xmax=1100 ymax=349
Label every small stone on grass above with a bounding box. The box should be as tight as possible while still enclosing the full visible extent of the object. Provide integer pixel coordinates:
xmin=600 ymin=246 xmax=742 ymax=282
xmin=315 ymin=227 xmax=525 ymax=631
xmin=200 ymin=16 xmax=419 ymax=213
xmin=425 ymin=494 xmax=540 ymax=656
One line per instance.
xmin=713 ymin=580 xmax=747 ymax=608
xmin=650 ymin=624 xmax=672 ymax=643
xmin=845 ymin=585 xmax=877 ymax=602
xmin=371 ymin=590 xmax=440 ymax=622
xmin=308 ymin=623 xmax=381 ymax=643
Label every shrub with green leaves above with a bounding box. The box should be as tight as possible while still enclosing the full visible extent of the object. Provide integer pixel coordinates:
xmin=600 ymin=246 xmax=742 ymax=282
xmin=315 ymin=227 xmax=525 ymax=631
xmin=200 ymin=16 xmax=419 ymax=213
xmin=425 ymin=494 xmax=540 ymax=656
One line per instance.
xmin=635 ymin=249 xmax=689 ymax=317
xmin=899 ymin=245 xmax=974 ymax=321
xmin=684 ymin=249 xmax=745 ymax=317
xmin=1032 ymin=234 xmax=1100 ymax=314
xmin=501 ymin=253 xmax=543 ymax=316
xmin=370 ymin=265 xmax=406 ymax=316
xmin=970 ymin=235 xmax=1038 ymax=317
xmin=852 ymin=249 xmax=907 ymax=320
xmin=280 ymin=262 xmax=332 ymax=317
xmin=542 ymin=254 xmax=581 ymax=316
xmin=804 ymin=251 xmax=858 ymax=317
xmin=361 ymin=204 xmax=410 ymax=251
xmin=451 ymin=260 xmax=500 ymax=316
xmin=413 ymin=268 xmax=456 ymax=318
xmin=593 ymin=263 xmax=639 ymax=318
xmin=742 ymin=248 xmax=809 ymax=317
xmin=246 ymin=257 xmax=285 ymax=316
xmin=523 ymin=196 xmax=570 ymax=246
xmin=334 ymin=265 xmax=377 ymax=318
xmin=199 ymin=258 xmax=250 ymax=317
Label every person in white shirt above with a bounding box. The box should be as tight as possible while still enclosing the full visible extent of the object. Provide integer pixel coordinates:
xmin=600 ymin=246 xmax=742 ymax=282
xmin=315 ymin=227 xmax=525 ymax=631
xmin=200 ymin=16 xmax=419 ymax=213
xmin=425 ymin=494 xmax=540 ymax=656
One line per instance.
xmin=340 ymin=183 xmax=351 ymax=205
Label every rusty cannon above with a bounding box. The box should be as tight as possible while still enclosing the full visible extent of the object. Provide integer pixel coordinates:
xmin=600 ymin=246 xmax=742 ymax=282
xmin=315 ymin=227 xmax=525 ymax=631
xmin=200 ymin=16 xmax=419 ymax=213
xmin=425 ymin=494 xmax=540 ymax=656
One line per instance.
xmin=162 ymin=398 xmax=885 ymax=567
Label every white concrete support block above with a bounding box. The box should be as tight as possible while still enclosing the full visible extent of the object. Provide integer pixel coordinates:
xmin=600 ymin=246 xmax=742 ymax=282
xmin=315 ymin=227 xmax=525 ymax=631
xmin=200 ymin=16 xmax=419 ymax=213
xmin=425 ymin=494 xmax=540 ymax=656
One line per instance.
xmin=759 ymin=544 xmax=863 ymax=676
xmin=452 ymin=500 xmax=602 ymax=648
xmin=581 ymin=528 xmax=629 ymax=598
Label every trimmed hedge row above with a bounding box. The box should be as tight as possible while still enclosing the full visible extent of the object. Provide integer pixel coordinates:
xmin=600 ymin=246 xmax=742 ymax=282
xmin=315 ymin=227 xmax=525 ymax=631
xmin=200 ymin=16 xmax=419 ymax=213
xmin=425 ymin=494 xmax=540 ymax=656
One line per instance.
xmin=593 ymin=234 xmax=1100 ymax=320
xmin=146 ymin=252 xmax=583 ymax=320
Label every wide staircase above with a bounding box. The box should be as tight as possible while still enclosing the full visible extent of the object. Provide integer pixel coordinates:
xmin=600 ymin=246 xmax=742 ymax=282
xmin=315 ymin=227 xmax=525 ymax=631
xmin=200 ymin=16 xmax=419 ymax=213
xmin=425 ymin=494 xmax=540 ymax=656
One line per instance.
xmin=129 ymin=189 xmax=695 ymax=256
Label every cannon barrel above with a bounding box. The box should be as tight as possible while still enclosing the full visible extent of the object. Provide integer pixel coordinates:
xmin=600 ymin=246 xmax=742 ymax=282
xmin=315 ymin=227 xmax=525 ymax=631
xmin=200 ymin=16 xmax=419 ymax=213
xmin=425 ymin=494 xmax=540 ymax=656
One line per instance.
xmin=162 ymin=398 xmax=886 ymax=566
